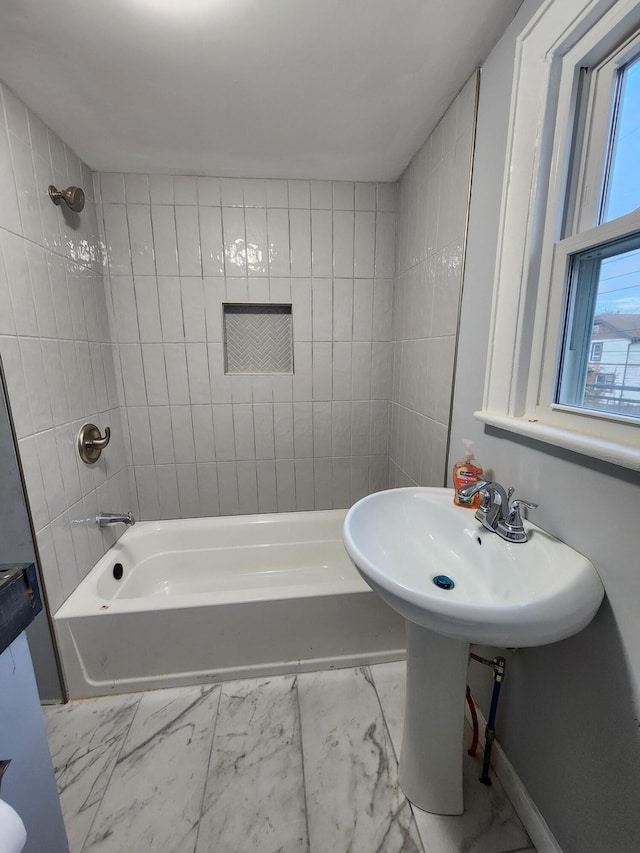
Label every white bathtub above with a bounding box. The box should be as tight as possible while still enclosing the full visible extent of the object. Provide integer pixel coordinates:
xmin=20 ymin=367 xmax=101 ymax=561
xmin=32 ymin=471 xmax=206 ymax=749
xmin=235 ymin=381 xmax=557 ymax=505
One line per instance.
xmin=54 ymin=509 xmax=405 ymax=698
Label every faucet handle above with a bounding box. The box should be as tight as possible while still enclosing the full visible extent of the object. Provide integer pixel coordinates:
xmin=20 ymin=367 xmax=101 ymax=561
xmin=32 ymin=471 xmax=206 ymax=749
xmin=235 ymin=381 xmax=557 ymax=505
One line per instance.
xmin=506 ymin=486 xmax=537 ymax=510
xmin=506 ymin=498 xmax=538 ymax=529
xmin=497 ymin=498 xmax=538 ymax=543
xmin=506 ymin=499 xmax=538 ymax=527
xmin=513 ymin=499 xmax=538 ymax=511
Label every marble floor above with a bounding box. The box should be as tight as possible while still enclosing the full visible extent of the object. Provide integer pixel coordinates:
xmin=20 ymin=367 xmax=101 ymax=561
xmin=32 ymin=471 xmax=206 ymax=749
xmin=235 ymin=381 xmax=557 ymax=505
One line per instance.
xmin=43 ymin=662 xmax=537 ymax=853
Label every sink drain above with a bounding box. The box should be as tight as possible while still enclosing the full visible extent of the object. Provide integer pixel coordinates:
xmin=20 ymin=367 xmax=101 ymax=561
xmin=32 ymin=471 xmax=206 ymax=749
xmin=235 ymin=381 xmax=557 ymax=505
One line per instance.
xmin=433 ymin=575 xmax=455 ymax=590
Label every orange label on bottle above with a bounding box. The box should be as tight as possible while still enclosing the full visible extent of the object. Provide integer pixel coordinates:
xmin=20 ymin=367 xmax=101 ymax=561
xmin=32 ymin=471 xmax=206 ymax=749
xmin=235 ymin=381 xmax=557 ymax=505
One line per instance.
xmin=453 ymin=463 xmax=483 ymax=508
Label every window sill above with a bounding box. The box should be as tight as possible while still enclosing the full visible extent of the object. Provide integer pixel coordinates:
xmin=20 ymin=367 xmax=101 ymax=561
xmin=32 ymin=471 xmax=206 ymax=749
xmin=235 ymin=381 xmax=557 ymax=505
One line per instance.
xmin=474 ymin=410 xmax=640 ymax=472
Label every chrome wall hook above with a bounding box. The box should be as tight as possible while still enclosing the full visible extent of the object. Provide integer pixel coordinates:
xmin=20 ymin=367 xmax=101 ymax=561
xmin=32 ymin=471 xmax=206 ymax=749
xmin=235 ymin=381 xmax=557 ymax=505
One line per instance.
xmin=77 ymin=423 xmax=111 ymax=464
xmin=49 ymin=184 xmax=85 ymax=212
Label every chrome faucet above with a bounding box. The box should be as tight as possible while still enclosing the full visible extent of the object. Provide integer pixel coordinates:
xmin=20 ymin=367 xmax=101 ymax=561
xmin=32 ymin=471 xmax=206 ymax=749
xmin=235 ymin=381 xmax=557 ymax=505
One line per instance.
xmin=457 ymin=481 xmax=538 ymax=543
xmin=95 ymin=512 xmax=136 ymax=529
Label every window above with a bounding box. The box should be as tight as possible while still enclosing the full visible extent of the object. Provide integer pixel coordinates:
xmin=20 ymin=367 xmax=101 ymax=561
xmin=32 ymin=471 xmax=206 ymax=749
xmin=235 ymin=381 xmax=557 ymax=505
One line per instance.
xmin=478 ymin=0 xmax=640 ymax=471
xmin=595 ymin=373 xmax=614 ymax=385
xmin=556 ymin=235 xmax=640 ymax=419
xmin=554 ymin=33 xmax=640 ymax=422
xmin=602 ymin=54 xmax=640 ymax=223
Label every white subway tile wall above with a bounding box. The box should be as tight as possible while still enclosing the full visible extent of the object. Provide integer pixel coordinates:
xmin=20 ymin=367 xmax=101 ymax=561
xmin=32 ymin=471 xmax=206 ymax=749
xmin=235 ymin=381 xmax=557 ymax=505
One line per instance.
xmin=389 ymin=73 xmax=478 ymax=488
xmin=0 ymin=68 xmax=476 ymax=611
xmin=0 ymin=83 xmax=131 ymax=612
xmin=96 ymin=173 xmax=398 ymax=519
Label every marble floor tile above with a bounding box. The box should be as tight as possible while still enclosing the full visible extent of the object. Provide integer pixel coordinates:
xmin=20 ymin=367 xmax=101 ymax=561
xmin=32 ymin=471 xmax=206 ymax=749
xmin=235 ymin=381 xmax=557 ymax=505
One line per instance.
xmin=43 ymin=692 xmax=142 ymax=853
xmin=195 ymin=675 xmax=307 ymax=853
xmin=411 ymin=752 xmax=533 ymax=853
xmin=371 ymin=660 xmax=534 ymax=853
xmin=370 ymin=660 xmax=407 ymax=755
xmin=82 ymin=684 xmax=220 ymax=853
xmin=298 ymin=666 xmax=422 ymax=853
xmin=46 ymin=665 xmax=536 ymax=853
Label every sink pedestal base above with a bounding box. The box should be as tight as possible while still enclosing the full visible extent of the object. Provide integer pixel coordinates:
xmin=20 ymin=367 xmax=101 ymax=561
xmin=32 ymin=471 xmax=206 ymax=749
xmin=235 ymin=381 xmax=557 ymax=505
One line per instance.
xmin=399 ymin=621 xmax=469 ymax=815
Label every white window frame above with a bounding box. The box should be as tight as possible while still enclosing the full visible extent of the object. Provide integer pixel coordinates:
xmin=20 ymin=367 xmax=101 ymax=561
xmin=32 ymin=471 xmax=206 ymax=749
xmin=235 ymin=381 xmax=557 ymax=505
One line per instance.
xmin=569 ymin=32 xmax=640 ymax=232
xmin=476 ymin=0 xmax=640 ymax=471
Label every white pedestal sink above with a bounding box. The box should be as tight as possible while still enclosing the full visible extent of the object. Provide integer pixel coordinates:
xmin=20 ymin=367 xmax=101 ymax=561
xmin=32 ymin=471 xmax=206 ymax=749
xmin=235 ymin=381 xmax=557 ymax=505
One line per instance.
xmin=343 ymin=487 xmax=604 ymax=815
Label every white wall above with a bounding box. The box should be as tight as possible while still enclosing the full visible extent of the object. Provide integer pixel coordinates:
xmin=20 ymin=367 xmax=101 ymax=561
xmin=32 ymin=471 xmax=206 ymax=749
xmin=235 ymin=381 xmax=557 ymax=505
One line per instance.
xmin=96 ymin=174 xmax=396 ymax=519
xmin=389 ymin=75 xmax=477 ymax=487
xmin=451 ymin=3 xmax=640 ymax=851
xmin=0 ymin=82 xmax=131 ymax=614
xmin=0 ymin=73 xmax=397 ymax=616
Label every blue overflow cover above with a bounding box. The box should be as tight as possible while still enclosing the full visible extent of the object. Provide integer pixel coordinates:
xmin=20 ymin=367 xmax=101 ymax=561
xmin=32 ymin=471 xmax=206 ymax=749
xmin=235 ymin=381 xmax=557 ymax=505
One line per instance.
xmin=433 ymin=574 xmax=455 ymax=590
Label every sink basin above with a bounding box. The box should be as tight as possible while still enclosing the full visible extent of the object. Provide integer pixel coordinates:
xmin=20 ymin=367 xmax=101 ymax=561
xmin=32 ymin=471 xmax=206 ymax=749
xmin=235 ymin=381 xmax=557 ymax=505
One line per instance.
xmin=343 ymin=487 xmax=604 ymax=648
xmin=342 ymin=487 xmax=604 ymax=815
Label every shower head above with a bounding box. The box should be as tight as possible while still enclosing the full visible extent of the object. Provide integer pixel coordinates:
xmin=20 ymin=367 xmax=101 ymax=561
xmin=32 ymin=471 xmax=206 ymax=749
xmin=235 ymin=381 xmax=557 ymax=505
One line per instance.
xmin=48 ymin=184 xmax=85 ymax=212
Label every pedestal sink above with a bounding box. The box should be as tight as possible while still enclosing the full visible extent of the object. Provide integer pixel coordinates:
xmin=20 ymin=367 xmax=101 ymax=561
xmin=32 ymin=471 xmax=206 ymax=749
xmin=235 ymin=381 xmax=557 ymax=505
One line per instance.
xmin=343 ymin=487 xmax=604 ymax=815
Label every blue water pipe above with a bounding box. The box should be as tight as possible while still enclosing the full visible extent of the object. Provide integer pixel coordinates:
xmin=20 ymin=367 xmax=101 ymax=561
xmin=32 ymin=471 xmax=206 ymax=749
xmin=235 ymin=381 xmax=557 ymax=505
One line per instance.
xmin=469 ymin=652 xmax=506 ymax=786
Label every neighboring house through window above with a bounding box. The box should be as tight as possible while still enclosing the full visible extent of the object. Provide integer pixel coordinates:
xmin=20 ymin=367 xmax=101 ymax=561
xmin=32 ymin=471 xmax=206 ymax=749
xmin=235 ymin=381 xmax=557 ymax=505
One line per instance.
xmin=586 ymin=314 xmax=640 ymax=414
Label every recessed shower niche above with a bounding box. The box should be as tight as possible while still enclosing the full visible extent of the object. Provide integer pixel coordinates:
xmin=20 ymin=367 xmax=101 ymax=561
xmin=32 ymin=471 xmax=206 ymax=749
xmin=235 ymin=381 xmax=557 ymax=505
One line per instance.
xmin=223 ymin=304 xmax=294 ymax=374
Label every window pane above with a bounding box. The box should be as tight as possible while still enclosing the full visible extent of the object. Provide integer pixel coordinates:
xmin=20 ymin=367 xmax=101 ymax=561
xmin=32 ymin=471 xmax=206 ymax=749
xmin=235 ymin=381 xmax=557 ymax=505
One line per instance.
xmin=557 ymin=235 xmax=640 ymax=419
xmin=602 ymin=56 xmax=640 ymax=222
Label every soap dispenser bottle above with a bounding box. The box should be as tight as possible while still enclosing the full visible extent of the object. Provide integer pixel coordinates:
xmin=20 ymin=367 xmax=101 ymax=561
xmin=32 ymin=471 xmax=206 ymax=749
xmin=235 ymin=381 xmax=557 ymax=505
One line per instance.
xmin=453 ymin=440 xmax=483 ymax=508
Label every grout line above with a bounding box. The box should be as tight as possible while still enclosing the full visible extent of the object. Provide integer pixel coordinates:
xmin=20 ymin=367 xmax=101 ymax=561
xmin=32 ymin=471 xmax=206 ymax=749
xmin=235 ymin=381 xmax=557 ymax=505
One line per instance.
xmin=220 ymin=209 xmax=241 ymax=513
xmin=192 ymin=684 xmax=223 ymax=853
xmin=290 ymin=402 xmax=297 ymax=510
xmin=443 ymin=69 xmax=481 ymax=488
xmin=366 ymin=664 xmax=426 ymax=853
xmin=294 ymin=675 xmax=312 ymax=853
xmin=79 ymin=692 xmax=144 ymax=853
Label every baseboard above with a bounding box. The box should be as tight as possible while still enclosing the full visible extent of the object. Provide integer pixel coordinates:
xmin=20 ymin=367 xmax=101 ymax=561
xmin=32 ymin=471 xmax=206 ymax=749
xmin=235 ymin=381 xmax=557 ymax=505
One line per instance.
xmin=465 ymin=704 xmax=563 ymax=853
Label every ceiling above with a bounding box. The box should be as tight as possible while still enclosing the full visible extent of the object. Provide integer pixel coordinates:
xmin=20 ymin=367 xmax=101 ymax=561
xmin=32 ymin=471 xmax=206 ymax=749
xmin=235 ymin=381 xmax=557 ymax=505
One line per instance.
xmin=0 ymin=0 xmax=522 ymax=180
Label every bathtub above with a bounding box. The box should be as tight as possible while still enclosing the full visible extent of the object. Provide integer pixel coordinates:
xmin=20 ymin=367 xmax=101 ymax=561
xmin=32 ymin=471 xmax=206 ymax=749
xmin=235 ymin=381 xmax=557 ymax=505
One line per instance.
xmin=54 ymin=509 xmax=405 ymax=698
